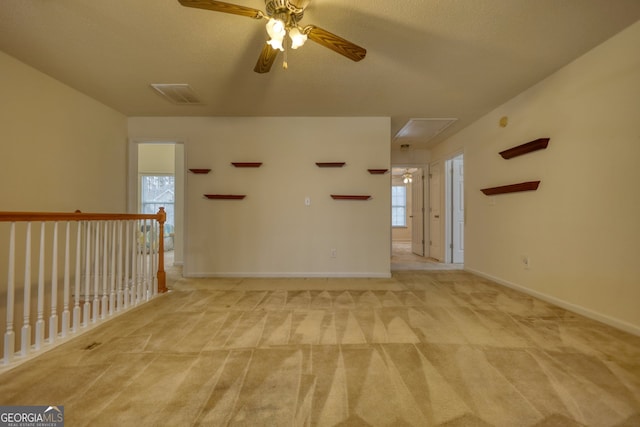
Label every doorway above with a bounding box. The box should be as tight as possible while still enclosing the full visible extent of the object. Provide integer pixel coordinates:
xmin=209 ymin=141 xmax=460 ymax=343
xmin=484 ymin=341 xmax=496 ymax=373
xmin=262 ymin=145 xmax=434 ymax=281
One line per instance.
xmin=391 ymin=167 xmax=425 ymax=264
xmin=129 ymin=141 xmax=184 ymax=266
xmin=445 ymin=154 xmax=464 ymax=264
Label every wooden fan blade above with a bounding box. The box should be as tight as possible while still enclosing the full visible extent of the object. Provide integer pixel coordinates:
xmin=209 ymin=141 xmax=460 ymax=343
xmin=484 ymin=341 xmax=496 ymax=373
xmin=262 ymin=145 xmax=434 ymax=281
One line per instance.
xmin=306 ymin=25 xmax=366 ymax=62
xmin=254 ymin=43 xmax=280 ymax=73
xmin=178 ymin=0 xmax=263 ymax=19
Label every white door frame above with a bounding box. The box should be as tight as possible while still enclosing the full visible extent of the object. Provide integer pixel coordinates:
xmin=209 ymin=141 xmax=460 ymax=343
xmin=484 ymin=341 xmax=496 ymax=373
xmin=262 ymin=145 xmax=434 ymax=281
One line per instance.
xmin=428 ymin=161 xmax=443 ymax=261
xmin=444 ymin=152 xmax=464 ymax=264
xmin=390 ymin=163 xmax=429 ymax=259
xmin=410 ymin=168 xmax=425 ymax=256
xmin=128 ymin=139 xmax=186 ymax=266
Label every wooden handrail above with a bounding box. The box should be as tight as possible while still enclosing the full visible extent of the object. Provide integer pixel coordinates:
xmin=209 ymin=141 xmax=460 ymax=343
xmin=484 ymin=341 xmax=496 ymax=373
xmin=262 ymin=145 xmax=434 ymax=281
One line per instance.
xmin=0 ymin=208 xmax=167 ymax=293
xmin=0 ymin=211 xmax=162 ymax=222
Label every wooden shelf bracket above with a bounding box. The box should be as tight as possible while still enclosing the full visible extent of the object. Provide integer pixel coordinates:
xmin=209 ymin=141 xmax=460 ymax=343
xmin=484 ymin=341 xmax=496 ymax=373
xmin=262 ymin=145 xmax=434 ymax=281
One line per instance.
xmin=316 ymin=162 xmax=346 ymax=168
xmin=231 ymin=162 xmax=262 ymax=168
xmin=367 ymin=169 xmax=389 ymax=174
xmin=204 ymin=194 xmax=246 ymax=200
xmin=330 ymin=195 xmax=372 ymax=200
xmin=499 ymin=138 xmax=550 ymax=159
xmin=481 ymin=181 xmax=540 ymax=195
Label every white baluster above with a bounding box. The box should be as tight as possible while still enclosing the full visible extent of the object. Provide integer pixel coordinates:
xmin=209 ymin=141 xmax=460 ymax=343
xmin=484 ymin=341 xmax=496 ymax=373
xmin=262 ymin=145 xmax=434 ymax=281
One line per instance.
xmin=152 ymin=220 xmax=158 ymax=297
xmin=101 ymin=222 xmax=108 ymax=319
xmin=72 ymin=221 xmax=82 ymax=332
xmin=83 ymin=221 xmax=91 ymax=327
xmin=116 ymin=221 xmax=123 ymax=312
xmin=49 ymin=222 xmax=59 ymax=344
xmin=131 ymin=220 xmax=137 ymax=306
xmin=4 ymin=222 xmax=16 ymax=364
xmin=93 ymin=221 xmax=100 ymax=323
xmin=136 ymin=220 xmax=142 ymax=304
xmin=124 ymin=220 xmax=131 ymax=309
xmin=35 ymin=222 xmax=45 ymax=350
xmin=109 ymin=220 xmax=116 ymax=315
xmin=138 ymin=220 xmax=145 ymax=304
xmin=62 ymin=221 xmax=71 ymax=337
xmin=145 ymin=220 xmax=150 ymax=300
xmin=144 ymin=219 xmax=150 ymax=301
xmin=21 ymin=222 xmax=32 ymax=356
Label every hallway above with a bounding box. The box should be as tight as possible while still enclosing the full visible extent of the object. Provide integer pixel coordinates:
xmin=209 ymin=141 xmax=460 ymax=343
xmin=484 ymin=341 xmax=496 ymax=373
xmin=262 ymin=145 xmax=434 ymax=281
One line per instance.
xmin=391 ymin=241 xmax=462 ymax=271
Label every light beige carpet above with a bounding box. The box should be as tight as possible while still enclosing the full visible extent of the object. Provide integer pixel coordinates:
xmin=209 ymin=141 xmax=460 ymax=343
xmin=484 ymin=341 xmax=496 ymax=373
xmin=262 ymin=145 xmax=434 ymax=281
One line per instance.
xmin=391 ymin=241 xmax=462 ymax=271
xmin=0 ymin=269 xmax=639 ymax=426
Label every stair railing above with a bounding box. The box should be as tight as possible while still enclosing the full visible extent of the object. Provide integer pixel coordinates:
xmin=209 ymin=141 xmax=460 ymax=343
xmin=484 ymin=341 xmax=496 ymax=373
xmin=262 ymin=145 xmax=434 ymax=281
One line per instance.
xmin=0 ymin=208 xmax=167 ymax=367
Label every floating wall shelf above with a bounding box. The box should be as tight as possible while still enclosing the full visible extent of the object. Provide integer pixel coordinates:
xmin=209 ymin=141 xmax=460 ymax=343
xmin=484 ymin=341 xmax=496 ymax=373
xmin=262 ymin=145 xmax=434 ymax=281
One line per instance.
xmin=367 ymin=169 xmax=389 ymax=174
xmin=204 ymin=194 xmax=246 ymax=200
xmin=499 ymin=138 xmax=550 ymax=159
xmin=481 ymin=181 xmax=540 ymax=196
xmin=231 ymin=162 xmax=262 ymax=168
xmin=188 ymin=168 xmax=211 ymax=174
xmin=331 ymin=195 xmax=372 ymax=200
xmin=316 ymin=162 xmax=346 ymax=168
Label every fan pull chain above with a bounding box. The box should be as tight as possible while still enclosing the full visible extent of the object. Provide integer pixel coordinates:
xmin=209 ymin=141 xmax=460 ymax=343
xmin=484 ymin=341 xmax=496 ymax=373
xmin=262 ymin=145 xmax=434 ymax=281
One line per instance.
xmin=283 ymin=37 xmax=288 ymax=70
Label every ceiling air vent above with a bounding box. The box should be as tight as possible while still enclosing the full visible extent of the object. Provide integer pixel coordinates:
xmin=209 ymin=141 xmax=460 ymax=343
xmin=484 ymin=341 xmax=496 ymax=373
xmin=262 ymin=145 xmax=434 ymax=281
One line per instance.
xmin=150 ymin=83 xmax=202 ymax=105
xmin=394 ymin=118 xmax=457 ymax=144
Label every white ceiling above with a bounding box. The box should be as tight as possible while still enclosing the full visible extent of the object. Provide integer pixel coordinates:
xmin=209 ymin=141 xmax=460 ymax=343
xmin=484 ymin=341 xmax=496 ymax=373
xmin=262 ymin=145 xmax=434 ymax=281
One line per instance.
xmin=2 ymin=1 xmax=639 ymax=148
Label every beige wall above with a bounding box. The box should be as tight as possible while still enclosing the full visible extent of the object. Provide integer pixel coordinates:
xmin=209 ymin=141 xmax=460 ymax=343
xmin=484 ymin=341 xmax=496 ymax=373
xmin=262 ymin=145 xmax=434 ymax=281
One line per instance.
xmin=431 ymin=21 xmax=640 ymax=333
xmin=0 ymin=52 xmax=128 ymax=356
xmin=391 ymin=148 xmax=430 ymax=165
xmin=128 ymin=117 xmax=391 ymax=277
xmin=0 ymin=51 xmax=127 ymax=213
xmin=138 ymin=144 xmax=175 ymax=174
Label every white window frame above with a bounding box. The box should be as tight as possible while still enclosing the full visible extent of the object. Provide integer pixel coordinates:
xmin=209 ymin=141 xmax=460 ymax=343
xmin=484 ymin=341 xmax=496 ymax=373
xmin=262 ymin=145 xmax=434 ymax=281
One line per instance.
xmin=139 ymin=174 xmax=175 ymax=228
xmin=392 ymin=185 xmax=408 ymax=227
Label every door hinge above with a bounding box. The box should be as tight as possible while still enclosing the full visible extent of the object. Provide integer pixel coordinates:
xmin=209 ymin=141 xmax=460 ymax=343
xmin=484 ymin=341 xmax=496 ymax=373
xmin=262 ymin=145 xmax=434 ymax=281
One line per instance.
xmin=429 ymin=240 xmax=432 ymax=246
xmin=450 ymin=243 xmax=453 ymax=249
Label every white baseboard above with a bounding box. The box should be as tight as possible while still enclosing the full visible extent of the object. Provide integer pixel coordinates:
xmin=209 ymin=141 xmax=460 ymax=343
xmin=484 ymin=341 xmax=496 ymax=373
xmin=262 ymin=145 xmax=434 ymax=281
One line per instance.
xmin=184 ymin=271 xmax=392 ymax=279
xmin=465 ymin=267 xmax=640 ymax=337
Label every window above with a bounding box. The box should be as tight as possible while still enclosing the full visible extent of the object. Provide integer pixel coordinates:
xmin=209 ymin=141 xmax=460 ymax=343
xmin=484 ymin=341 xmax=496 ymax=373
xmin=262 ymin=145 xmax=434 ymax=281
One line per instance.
xmin=392 ymin=185 xmax=407 ymax=227
xmin=140 ymin=175 xmax=175 ymax=228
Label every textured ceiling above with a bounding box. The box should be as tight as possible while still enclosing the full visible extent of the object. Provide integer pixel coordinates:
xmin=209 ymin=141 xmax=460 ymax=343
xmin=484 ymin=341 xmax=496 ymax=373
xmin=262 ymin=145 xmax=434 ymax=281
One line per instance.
xmin=1 ymin=1 xmax=640 ymax=148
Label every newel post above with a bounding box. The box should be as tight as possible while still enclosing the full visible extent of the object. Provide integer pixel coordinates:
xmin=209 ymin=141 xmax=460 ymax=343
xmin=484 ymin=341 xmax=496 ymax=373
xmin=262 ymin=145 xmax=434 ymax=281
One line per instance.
xmin=157 ymin=207 xmax=168 ymax=293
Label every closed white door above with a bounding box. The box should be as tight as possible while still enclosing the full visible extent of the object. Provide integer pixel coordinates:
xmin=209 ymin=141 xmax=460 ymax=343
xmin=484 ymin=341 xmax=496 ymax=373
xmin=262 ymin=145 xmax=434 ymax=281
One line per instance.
xmin=429 ymin=163 xmax=442 ymax=261
xmin=452 ymin=156 xmax=464 ymax=263
xmin=411 ymin=168 xmax=424 ymax=256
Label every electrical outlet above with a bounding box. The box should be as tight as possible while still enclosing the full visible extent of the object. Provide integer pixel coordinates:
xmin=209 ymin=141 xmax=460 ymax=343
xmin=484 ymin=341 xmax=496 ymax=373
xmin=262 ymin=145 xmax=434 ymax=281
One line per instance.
xmin=522 ymin=255 xmax=530 ymax=269
xmin=305 ymin=197 xmax=311 ymax=206
xmin=330 ymin=248 xmax=337 ymax=258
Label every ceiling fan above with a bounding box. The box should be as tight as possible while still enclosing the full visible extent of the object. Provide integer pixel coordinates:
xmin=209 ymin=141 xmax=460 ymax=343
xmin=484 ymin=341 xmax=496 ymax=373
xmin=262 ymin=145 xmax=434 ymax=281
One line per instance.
xmin=178 ymin=0 xmax=367 ymax=73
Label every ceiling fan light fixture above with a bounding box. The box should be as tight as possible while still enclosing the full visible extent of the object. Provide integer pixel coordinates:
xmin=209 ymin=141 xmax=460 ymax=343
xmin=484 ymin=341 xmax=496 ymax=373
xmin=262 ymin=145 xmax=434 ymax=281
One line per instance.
xmin=267 ymin=37 xmax=285 ymax=51
xmin=289 ymin=26 xmax=307 ymax=49
xmin=403 ymin=169 xmax=413 ymax=184
xmin=177 ymin=0 xmax=366 ymax=73
xmin=266 ymin=18 xmax=286 ymax=51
